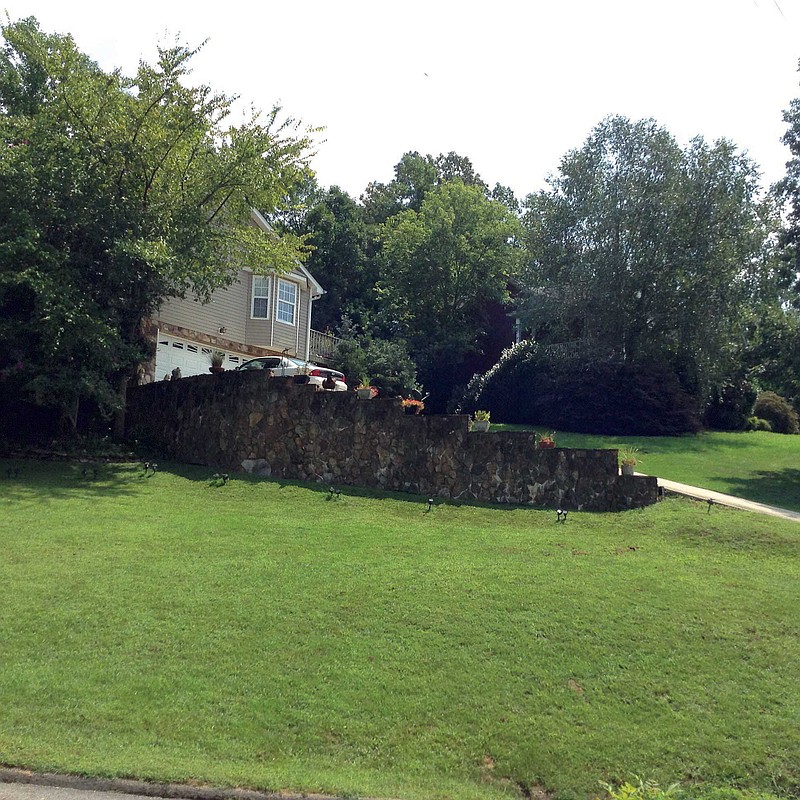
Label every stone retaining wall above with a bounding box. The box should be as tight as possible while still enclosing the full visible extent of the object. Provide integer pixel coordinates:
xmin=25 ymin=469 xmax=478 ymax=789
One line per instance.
xmin=126 ymin=372 xmax=658 ymax=511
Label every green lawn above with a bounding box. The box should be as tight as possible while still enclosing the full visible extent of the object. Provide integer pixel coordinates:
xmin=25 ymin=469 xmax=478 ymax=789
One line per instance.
xmin=1 ymin=459 xmax=799 ymax=800
xmin=493 ymin=428 xmax=800 ymax=513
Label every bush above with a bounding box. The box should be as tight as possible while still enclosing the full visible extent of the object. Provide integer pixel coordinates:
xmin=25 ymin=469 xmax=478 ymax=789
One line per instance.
xmin=751 ymin=391 xmax=799 ymax=434
xmin=601 ymin=778 xmax=784 ymax=800
xmin=600 ymin=777 xmax=677 ymax=800
xmin=334 ymin=333 xmax=418 ymax=398
xmin=705 ymin=379 xmax=758 ymax=430
xmin=746 ymin=416 xmax=773 ymax=432
xmin=464 ymin=342 xmax=702 ymax=435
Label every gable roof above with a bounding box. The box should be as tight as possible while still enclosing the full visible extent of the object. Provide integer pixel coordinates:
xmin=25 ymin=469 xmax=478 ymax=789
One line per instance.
xmin=250 ymin=208 xmax=324 ymax=299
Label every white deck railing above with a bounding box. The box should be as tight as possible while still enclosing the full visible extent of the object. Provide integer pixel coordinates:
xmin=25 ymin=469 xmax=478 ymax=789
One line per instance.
xmin=309 ymin=329 xmax=342 ymax=363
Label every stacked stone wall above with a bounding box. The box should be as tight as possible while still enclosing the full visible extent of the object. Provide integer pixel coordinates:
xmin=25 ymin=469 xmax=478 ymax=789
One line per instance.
xmin=126 ymin=372 xmax=657 ymax=511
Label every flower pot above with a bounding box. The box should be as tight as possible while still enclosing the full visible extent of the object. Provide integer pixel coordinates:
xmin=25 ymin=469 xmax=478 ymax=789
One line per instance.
xmin=357 ymin=387 xmax=374 ymax=400
xmin=621 ymin=463 xmax=635 ymax=476
xmin=472 ymin=419 xmax=490 ymax=432
xmin=404 ymin=406 xmax=421 ymax=415
xmin=538 ymin=440 xmax=556 ymax=449
xmin=209 ymin=365 xmax=225 ymax=374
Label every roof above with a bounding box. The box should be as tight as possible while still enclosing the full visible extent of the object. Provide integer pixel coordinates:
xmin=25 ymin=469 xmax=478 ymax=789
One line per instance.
xmin=249 ymin=208 xmax=325 ymax=298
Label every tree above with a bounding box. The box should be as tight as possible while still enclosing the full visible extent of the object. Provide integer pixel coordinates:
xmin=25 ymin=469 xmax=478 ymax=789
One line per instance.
xmin=520 ymin=115 xmax=775 ymax=396
xmin=432 ymin=151 xmax=487 ymax=190
xmin=361 ymin=151 xmax=438 ymax=225
xmin=361 ymin=150 xmax=489 ymax=225
xmin=297 ymin=187 xmax=375 ymax=331
xmin=378 ymin=180 xmax=522 ymax=406
xmin=776 ymin=60 xmax=800 ymax=291
xmin=743 ymin=304 xmax=800 ymax=407
xmin=0 ymin=18 xmax=314 ymax=432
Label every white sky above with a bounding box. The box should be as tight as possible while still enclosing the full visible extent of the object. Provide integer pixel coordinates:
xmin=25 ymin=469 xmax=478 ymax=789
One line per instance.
xmin=3 ymin=0 xmax=800 ymax=200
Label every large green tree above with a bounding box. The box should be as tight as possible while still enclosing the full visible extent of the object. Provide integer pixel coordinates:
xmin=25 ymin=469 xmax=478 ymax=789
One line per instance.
xmin=298 ymin=186 xmax=374 ymax=331
xmin=520 ymin=115 xmax=776 ymax=395
xmin=0 ymin=18 xmax=314 ymax=431
xmin=378 ymin=180 xmax=522 ymax=405
xmin=776 ymin=59 xmax=800 ymax=289
xmin=361 ymin=150 xmax=490 ymax=226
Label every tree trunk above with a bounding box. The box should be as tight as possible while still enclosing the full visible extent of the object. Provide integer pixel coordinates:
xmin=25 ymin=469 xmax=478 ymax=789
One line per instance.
xmin=113 ymin=374 xmax=130 ymax=440
xmin=59 ymin=395 xmax=80 ymax=436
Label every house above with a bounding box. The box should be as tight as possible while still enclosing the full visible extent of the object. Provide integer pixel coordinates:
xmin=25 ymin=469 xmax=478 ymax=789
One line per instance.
xmin=141 ymin=209 xmax=328 ymax=382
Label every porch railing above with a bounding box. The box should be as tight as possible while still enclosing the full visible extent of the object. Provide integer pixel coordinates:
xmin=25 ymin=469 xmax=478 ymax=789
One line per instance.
xmin=309 ymin=329 xmax=342 ymax=364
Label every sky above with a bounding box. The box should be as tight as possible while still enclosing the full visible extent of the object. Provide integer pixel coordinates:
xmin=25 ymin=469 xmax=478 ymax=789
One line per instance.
xmin=3 ymin=0 xmax=800 ymax=201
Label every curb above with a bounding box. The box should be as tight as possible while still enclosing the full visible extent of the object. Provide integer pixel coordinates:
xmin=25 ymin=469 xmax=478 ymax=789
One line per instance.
xmin=0 ymin=768 xmax=350 ymax=800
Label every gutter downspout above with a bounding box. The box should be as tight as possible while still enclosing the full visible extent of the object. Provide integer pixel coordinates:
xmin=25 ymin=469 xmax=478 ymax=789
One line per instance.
xmin=269 ymin=276 xmax=275 ymax=349
xmin=305 ymin=292 xmax=318 ymax=361
xmin=296 ymin=294 xmax=301 ymax=357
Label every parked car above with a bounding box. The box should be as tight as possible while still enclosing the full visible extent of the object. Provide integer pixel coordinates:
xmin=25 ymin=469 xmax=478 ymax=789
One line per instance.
xmin=237 ymin=356 xmax=347 ymax=391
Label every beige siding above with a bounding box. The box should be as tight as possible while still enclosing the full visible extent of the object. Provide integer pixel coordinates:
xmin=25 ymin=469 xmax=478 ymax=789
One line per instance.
xmin=156 ymin=270 xmax=249 ymax=343
xmin=245 ymin=271 xmax=311 ymax=358
xmin=155 ymin=267 xmax=313 ymax=358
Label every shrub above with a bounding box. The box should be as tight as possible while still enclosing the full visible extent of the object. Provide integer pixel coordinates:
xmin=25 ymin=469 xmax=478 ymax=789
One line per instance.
xmin=705 ymin=379 xmax=758 ymax=431
xmin=465 ymin=342 xmax=702 ymax=435
xmin=600 ymin=777 xmax=677 ymax=800
xmin=335 ymin=334 xmax=418 ymax=397
xmin=600 ymin=781 xmax=784 ymax=800
xmin=751 ymin=391 xmax=799 ymax=434
xmin=746 ymin=416 xmax=773 ymax=432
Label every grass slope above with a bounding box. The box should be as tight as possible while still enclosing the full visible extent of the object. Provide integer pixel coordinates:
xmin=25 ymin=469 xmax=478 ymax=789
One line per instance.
xmin=494 ymin=428 xmax=800 ymax=513
xmin=1 ymin=459 xmax=799 ymax=800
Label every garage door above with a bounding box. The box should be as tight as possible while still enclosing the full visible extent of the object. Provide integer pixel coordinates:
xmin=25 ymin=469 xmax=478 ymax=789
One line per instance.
xmin=154 ymin=334 xmax=243 ymax=379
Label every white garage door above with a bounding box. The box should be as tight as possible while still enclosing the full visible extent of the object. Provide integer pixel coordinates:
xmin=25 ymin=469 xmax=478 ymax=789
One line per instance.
xmin=155 ymin=334 xmax=243 ymax=379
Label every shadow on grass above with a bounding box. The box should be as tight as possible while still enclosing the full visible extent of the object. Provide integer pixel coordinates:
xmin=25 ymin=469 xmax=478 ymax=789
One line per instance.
xmin=0 ymin=457 xmax=150 ymax=502
xmin=1 ymin=456 xmax=648 ymax=517
xmin=711 ymin=468 xmax=800 ymax=513
xmin=2 ymin=456 xmax=490 ymax=510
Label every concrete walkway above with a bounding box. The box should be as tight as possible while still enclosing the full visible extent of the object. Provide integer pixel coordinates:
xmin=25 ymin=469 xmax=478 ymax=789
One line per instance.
xmin=641 ymin=473 xmax=800 ymax=523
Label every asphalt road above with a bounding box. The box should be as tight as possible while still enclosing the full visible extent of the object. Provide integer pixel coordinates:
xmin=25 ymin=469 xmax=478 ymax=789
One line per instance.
xmin=0 ymin=774 xmax=333 ymax=800
xmin=0 ymin=785 xmax=156 ymax=800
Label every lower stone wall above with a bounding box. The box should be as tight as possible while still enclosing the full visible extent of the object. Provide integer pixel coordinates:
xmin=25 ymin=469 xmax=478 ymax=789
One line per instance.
xmin=126 ymin=372 xmax=658 ymax=511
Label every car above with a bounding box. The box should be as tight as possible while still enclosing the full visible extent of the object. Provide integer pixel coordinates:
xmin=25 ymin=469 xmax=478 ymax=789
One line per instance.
xmin=237 ymin=356 xmax=348 ymax=391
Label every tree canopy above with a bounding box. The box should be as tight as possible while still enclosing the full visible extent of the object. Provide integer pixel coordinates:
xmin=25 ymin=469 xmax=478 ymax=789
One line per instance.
xmin=519 ymin=115 xmax=777 ymax=395
xmin=377 ymin=179 xmax=522 ymax=404
xmin=0 ymin=17 xmax=314 ymax=427
xmin=299 ymin=186 xmax=373 ymax=331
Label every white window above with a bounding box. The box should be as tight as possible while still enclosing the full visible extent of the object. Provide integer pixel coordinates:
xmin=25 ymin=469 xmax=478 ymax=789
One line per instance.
xmin=252 ymin=275 xmax=270 ymax=319
xmin=277 ymin=279 xmax=297 ymax=325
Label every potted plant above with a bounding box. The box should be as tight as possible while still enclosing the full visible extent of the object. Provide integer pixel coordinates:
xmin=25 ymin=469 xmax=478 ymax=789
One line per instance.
xmin=401 ymin=397 xmax=425 ymax=415
xmin=537 ymin=431 xmax=556 ymax=449
xmin=619 ymin=447 xmax=640 ymax=476
xmin=472 ymin=409 xmax=491 ymax=432
xmin=356 ymin=375 xmax=377 ymax=399
xmin=208 ymin=350 xmax=226 ymax=373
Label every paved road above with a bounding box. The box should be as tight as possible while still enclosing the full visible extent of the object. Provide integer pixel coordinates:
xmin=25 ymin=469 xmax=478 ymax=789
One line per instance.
xmin=0 ymin=772 xmax=334 ymax=800
xmin=0 ymin=783 xmax=156 ymax=800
